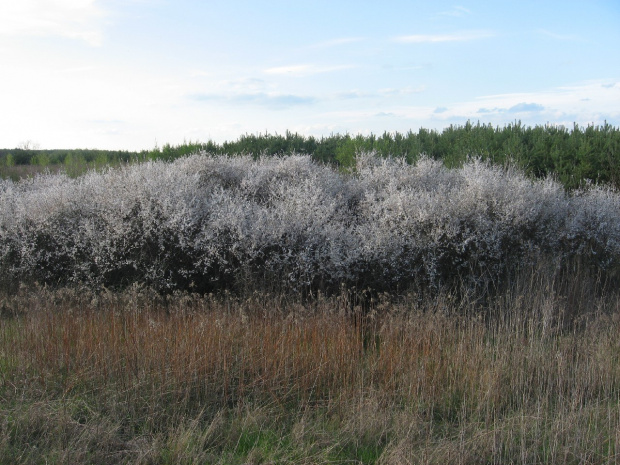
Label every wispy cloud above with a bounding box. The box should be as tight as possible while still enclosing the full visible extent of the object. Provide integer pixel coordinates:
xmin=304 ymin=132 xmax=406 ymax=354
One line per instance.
xmin=437 ymin=6 xmax=471 ymax=17
xmin=476 ymin=107 xmax=500 ymax=114
xmin=0 ymin=0 xmax=106 ymax=45
xmin=263 ymin=64 xmax=355 ymax=77
xmin=328 ymin=86 xmax=425 ymax=102
xmin=475 ymin=103 xmax=545 ymax=114
xmin=428 ymin=80 xmax=620 ymax=126
xmin=394 ymin=30 xmax=494 ymax=43
xmin=189 ymin=92 xmax=317 ymax=109
xmin=189 ymin=70 xmax=214 ymax=79
xmin=379 ymin=86 xmax=425 ymax=96
xmin=335 ymin=90 xmax=371 ymax=100
xmin=476 ymin=81 xmax=620 ymax=111
xmin=508 ymin=102 xmax=545 ymax=113
xmin=220 ymin=77 xmax=267 ymax=93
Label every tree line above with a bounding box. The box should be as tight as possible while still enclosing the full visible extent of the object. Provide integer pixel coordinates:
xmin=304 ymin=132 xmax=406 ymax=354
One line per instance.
xmin=1 ymin=121 xmax=619 ymax=189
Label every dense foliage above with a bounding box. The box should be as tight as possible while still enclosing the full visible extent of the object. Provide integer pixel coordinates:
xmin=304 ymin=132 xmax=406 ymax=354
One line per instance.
xmin=2 ymin=121 xmax=619 ymax=189
xmin=1 ymin=152 xmax=618 ymax=295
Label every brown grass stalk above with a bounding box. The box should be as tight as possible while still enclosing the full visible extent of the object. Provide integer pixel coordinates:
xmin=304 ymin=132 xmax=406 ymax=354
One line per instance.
xmin=1 ymin=277 xmax=620 ymax=463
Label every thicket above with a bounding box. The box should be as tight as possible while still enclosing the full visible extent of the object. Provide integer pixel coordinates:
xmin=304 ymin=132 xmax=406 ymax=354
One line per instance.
xmin=1 ymin=121 xmax=619 ymax=189
xmin=1 ymin=152 xmax=618 ymax=297
xmin=0 ymin=148 xmax=135 ymax=167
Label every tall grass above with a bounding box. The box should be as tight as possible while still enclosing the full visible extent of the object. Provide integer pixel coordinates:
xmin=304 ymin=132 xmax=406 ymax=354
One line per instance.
xmin=2 ymin=264 xmax=620 ymax=464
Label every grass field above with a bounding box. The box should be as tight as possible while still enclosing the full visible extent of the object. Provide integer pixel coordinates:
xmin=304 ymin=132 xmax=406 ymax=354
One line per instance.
xmin=2 ymin=262 xmax=620 ymax=464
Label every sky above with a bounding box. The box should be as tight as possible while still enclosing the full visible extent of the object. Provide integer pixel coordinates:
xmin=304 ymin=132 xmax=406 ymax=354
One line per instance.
xmin=1 ymin=0 xmax=619 ymax=151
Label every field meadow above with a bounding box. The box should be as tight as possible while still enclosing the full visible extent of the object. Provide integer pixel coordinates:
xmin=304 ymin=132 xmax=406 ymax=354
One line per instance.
xmin=1 ymin=147 xmax=620 ymax=464
xmin=2 ymin=272 xmax=620 ymax=464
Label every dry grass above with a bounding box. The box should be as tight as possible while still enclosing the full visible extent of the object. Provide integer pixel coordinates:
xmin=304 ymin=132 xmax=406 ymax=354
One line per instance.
xmin=1 ymin=272 xmax=620 ymax=464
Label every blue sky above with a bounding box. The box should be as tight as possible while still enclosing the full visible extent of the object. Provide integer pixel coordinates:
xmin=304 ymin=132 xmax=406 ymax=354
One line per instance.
xmin=1 ymin=0 xmax=619 ymax=150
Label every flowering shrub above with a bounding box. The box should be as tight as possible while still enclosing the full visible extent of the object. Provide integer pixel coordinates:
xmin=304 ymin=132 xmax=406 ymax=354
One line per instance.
xmin=0 ymin=152 xmax=618 ymax=295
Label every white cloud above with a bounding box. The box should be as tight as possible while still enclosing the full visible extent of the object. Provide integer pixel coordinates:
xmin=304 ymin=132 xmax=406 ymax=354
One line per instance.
xmin=263 ymin=64 xmax=355 ymax=77
xmin=322 ymin=86 xmax=425 ymax=102
xmin=394 ymin=30 xmax=494 ymax=43
xmin=189 ymin=91 xmax=317 ymax=109
xmin=378 ymin=86 xmax=426 ymax=96
xmin=334 ymin=90 xmax=371 ymax=100
xmin=438 ymin=6 xmax=471 ymax=17
xmin=311 ymin=80 xmax=619 ymax=134
xmin=0 ymin=0 xmax=106 ymax=45
xmin=425 ymin=80 xmax=620 ymax=126
xmin=220 ymin=77 xmax=268 ymax=93
xmin=264 ymin=65 xmax=312 ymax=75
xmin=476 ymin=81 xmax=619 ymax=109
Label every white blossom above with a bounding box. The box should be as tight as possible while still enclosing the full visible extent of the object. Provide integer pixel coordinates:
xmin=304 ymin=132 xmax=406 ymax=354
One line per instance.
xmin=0 ymin=152 xmax=617 ymax=294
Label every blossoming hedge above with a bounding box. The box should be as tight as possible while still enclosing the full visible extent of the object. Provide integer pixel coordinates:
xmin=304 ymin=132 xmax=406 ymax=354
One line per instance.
xmin=1 ymin=153 xmax=618 ymax=295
